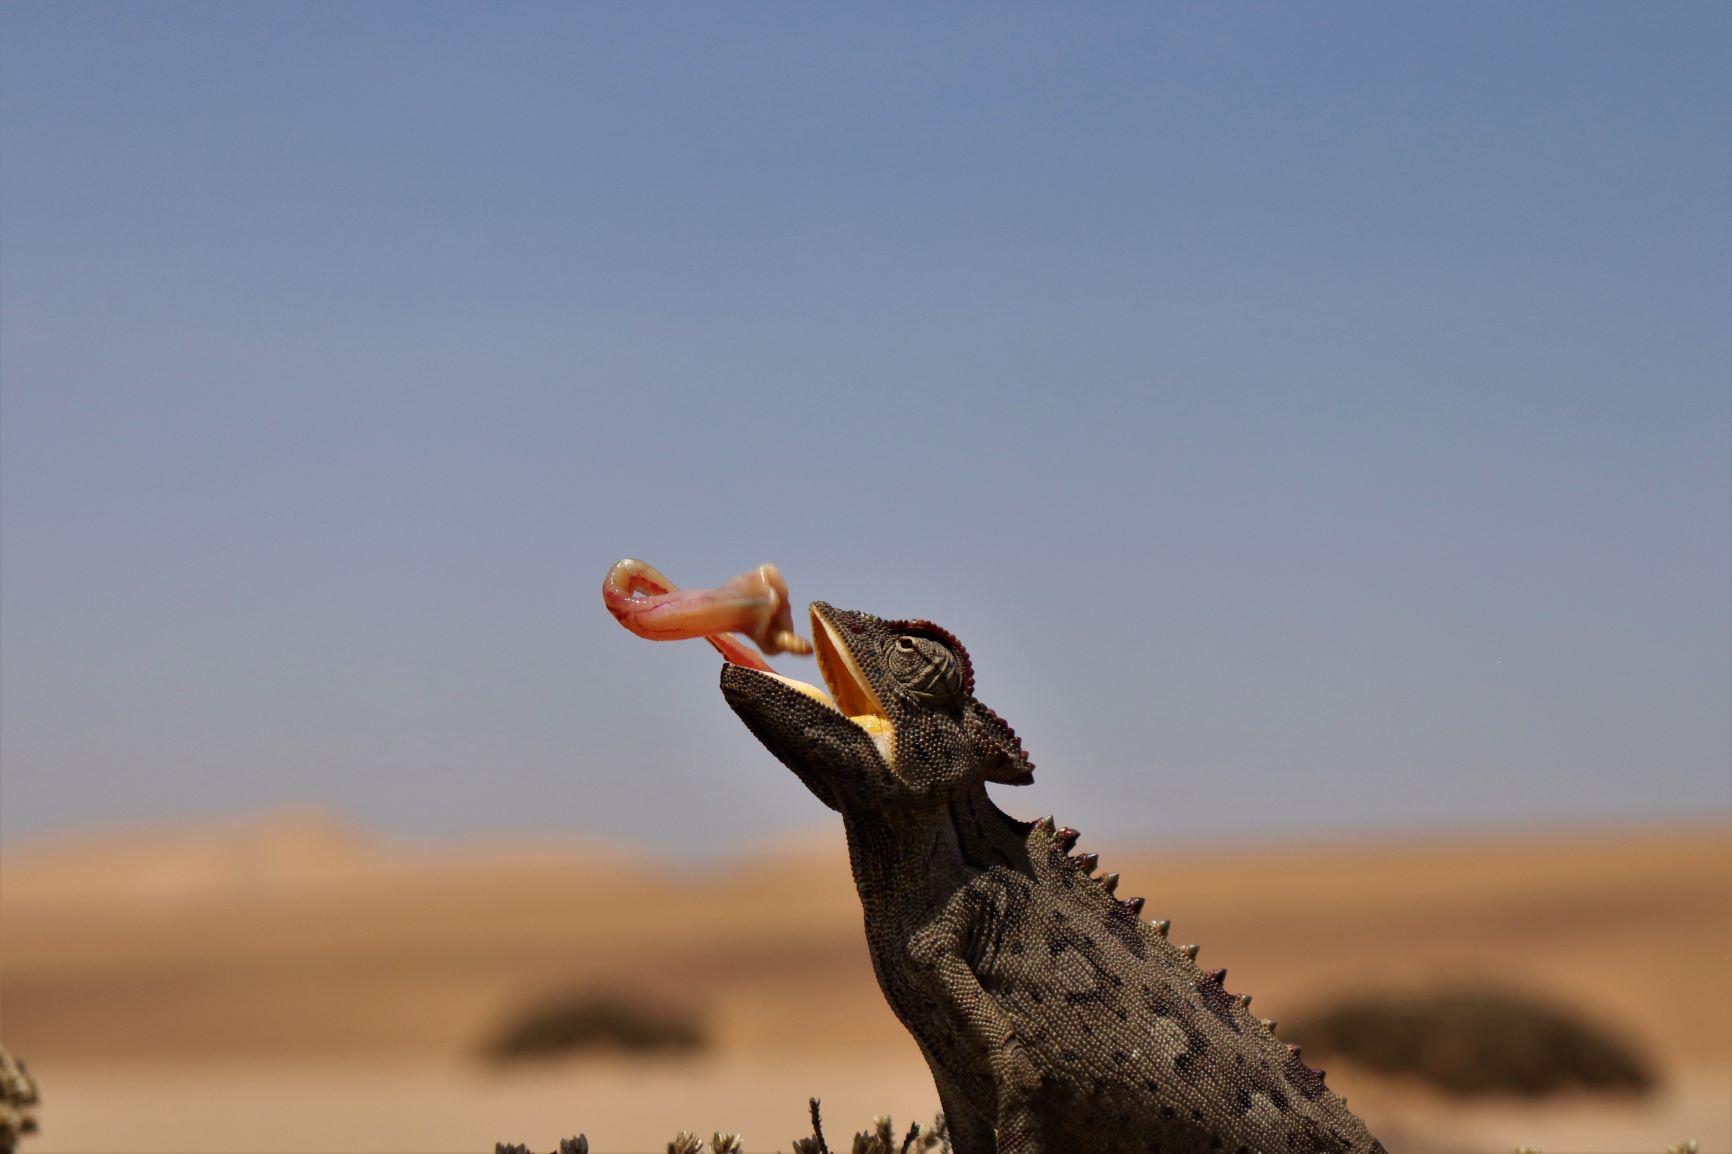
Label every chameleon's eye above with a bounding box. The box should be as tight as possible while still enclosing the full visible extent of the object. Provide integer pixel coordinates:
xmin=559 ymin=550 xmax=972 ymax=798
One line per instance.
xmin=886 ymin=634 xmax=964 ymax=707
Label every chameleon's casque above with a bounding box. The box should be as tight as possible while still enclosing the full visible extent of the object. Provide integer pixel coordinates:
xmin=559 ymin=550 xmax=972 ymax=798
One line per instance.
xmin=721 ymin=602 xmax=1387 ymax=1154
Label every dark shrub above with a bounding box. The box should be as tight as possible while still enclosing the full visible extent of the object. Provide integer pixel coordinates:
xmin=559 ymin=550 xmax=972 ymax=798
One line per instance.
xmin=484 ymin=992 xmax=704 ymax=1062
xmin=1287 ymin=984 xmax=1655 ymax=1097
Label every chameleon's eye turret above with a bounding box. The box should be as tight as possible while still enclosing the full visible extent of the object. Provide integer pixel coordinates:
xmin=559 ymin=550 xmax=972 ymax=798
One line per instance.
xmin=886 ymin=634 xmax=966 ymax=708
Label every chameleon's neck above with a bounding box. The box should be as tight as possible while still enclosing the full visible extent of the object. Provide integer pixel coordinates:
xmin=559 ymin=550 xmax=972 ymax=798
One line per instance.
xmin=840 ymin=785 xmax=1032 ymax=923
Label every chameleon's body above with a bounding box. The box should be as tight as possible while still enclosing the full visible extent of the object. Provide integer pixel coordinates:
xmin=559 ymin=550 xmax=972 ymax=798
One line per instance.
xmin=720 ymin=602 xmax=1385 ymax=1154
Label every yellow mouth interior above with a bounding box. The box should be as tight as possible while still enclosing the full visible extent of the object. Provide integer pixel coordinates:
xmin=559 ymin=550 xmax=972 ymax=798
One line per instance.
xmin=759 ymin=607 xmax=895 ymax=764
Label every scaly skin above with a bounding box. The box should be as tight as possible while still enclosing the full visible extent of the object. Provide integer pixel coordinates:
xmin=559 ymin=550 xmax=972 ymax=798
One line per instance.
xmin=719 ymin=602 xmax=1387 ymax=1154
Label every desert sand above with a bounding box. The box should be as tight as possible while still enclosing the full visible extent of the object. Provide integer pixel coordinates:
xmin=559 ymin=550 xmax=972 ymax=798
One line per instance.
xmin=2 ymin=811 xmax=1727 ymax=1153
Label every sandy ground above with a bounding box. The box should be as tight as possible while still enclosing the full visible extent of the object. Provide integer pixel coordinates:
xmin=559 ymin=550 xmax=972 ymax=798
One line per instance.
xmin=2 ymin=811 xmax=1727 ymax=1152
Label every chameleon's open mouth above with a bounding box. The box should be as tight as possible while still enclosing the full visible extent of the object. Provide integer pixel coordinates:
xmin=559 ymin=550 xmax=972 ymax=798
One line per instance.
xmin=755 ymin=604 xmax=895 ymax=764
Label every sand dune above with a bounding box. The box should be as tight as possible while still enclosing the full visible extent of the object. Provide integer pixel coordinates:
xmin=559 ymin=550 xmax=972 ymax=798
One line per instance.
xmin=1 ymin=812 xmax=1726 ymax=1151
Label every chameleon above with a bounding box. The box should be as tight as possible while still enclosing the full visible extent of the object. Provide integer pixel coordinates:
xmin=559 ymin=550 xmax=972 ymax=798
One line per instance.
xmin=606 ymin=560 xmax=1387 ymax=1154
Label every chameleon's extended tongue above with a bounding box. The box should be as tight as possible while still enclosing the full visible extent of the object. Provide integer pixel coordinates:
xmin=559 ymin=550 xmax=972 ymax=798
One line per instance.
xmin=603 ymin=558 xmax=813 ymax=673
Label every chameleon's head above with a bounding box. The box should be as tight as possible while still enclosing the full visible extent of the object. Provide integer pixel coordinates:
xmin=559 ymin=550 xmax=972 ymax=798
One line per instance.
xmin=719 ymin=602 xmax=1034 ymax=810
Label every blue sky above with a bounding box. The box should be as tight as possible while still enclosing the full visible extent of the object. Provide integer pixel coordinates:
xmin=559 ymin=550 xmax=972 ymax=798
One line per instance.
xmin=3 ymin=4 xmax=1728 ymax=854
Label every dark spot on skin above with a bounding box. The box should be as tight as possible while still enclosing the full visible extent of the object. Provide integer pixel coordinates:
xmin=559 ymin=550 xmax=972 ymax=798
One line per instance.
xmin=1111 ymin=1050 xmax=1128 ymax=1064
xmin=1283 ymin=1047 xmax=1329 ymax=1100
xmin=1115 ymin=1007 xmax=1129 ymax=1021
xmin=1105 ymin=909 xmax=1149 ymax=956
xmin=1196 ymin=967 xmax=1241 ymax=1033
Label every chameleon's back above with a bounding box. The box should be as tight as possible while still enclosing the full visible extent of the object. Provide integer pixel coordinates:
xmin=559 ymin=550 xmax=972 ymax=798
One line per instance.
xmin=964 ymin=819 xmax=1386 ymax=1153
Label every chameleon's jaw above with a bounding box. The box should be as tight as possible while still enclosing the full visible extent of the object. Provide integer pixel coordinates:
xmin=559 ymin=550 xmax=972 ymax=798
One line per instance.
xmin=748 ymin=604 xmax=896 ymax=766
